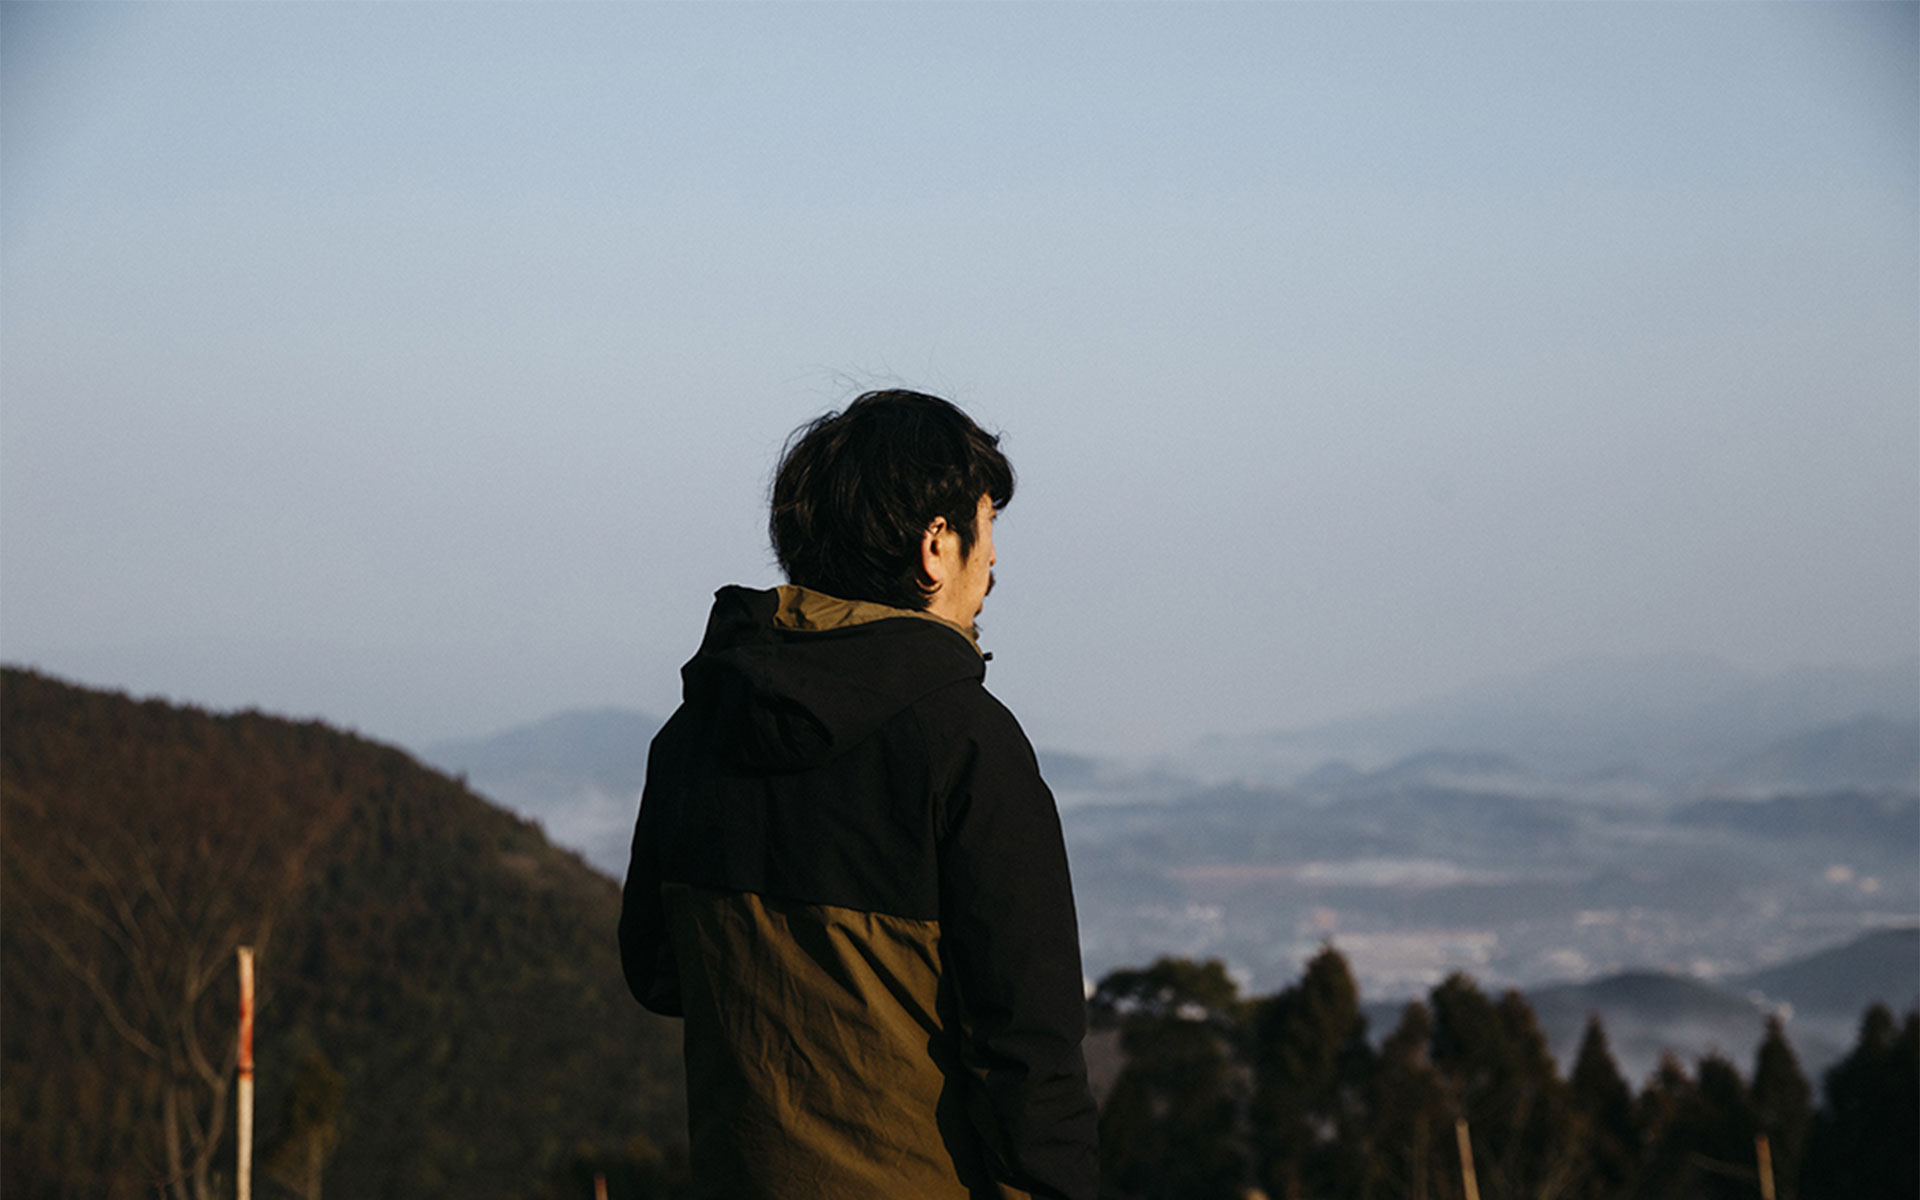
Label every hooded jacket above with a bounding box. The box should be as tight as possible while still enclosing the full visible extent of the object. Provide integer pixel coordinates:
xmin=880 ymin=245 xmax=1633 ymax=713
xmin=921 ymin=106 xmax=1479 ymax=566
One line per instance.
xmin=620 ymin=585 xmax=1098 ymax=1200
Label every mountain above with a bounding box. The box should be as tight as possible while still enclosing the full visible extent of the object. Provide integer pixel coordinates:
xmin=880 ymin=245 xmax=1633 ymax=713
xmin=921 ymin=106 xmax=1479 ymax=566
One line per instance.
xmin=1512 ymin=928 xmax=1920 ymax=1086
xmin=1705 ymin=715 xmax=1920 ymax=794
xmin=1732 ymin=926 xmax=1920 ymax=1019
xmin=1518 ymin=971 xmax=1773 ymax=1087
xmin=0 ymin=669 xmax=685 ymax=1200
xmin=1188 ymin=653 xmax=1920 ymax=788
xmin=1038 ymin=748 xmax=1197 ymax=809
xmin=421 ymin=707 xmax=661 ymax=794
xmin=1670 ymin=790 xmax=1919 ymax=844
xmin=418 ymin=708 xmax=662 ymax=879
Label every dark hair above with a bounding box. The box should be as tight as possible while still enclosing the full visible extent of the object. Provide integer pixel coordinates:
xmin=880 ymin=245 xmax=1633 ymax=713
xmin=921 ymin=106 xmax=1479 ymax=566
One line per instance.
xmin=770 ymin=390 xmax=1014 ymax=610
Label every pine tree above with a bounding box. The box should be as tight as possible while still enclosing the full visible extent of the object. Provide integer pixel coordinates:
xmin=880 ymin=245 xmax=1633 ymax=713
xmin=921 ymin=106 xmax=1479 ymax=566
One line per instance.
xmin=1634 ymin=1054 xmax=1700 ymax=1200
xmin=1692 ymin=1054 xmax=1761 ymax=1200
xmin=1428 ymin=974 xmax=1581 ymax=1200
xmin=1568 ymin=1015 xmax=1636 ymax=1200
xmin=1366 ymin=1002 xmax=1453 ymax=1200
xmin=1800 ymin=1004 xmax=1920 ymax=1200
xmin=1638 ymin=1051 xmax=1762 ymax=1200
xmin=1748 ymin=1015 xmax=1811 ymax=1200
xmin=1247 ymin=945 xmax=1372 ymax=1200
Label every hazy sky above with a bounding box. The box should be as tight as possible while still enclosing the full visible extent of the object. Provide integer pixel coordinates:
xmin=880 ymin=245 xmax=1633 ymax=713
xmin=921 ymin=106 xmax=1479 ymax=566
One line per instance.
xmin=3 ymin=2 xmax=1915 ymax=756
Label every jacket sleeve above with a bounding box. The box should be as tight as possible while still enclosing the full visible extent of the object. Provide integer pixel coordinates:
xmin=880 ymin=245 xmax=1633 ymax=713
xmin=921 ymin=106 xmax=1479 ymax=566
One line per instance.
xmin=936 ymin=692 xmax=1099 ymax=1200
xmin=619 ymin=723 xmax=684 ymax=1017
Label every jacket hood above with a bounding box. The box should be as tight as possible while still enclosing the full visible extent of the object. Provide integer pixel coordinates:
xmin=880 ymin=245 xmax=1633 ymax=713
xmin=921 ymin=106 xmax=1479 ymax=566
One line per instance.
xmin=680 ymin=585 xmax=986 ymax=773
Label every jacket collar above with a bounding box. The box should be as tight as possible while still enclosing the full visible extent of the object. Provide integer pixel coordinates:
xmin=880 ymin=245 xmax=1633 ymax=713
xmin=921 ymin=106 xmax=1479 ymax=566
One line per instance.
xmin=771 ymin=585 xmax=983 ymax=656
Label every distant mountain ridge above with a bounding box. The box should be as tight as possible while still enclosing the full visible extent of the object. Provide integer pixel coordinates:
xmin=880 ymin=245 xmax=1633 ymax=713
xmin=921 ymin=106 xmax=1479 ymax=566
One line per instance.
xmin=418 ymin=708 xmax=662 ymax=878
xmin=1733 ymin=927 xmax=1920 ymax=1019
xmin=1522 ymin=969 xmax=1769 ymax=1084
xmin=1188 ymin=653 xmax=1919 ymax=788
xmin=1671 ymin=790 xmax=1919 ymax=844
xmin=421 ymin=707 xmax=661 ymax=794
xmin=1707 ymin=714 xmax=1920 ymax=794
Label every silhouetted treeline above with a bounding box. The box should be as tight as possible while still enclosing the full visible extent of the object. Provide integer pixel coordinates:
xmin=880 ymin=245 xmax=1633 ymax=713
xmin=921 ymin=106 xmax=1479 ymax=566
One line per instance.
xmin=1092 ymin=950 xmax=1918 ymax=1200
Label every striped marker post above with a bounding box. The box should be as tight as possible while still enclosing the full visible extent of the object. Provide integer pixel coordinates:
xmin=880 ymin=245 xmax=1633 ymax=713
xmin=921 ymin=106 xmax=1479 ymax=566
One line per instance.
xmin=238 ymin=946 xmax=255 ymax=1200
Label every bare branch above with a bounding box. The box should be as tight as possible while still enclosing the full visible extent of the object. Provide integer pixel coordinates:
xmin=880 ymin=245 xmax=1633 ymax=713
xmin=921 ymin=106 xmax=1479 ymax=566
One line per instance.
xmin=53 ymin=831 xmax=178 ymax=1024
xmin=162 ymin=1082 xmax=189 ymax=1200
xmin=6 ymin=886 xmax=167 ymax=1064
xmin=8 ymin=844 xmax=120 ymax=941
xmin=124 ymin=832 xmax=184 ymax=927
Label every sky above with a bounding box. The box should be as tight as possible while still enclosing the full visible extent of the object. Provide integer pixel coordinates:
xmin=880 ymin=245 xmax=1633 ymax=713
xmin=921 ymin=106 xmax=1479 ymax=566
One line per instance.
xmin=2 ymin=2 xmax=1915 ymax=757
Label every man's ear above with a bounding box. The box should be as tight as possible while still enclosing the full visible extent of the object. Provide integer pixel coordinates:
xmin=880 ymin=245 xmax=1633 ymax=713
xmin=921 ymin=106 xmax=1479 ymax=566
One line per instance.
xmin=921 ymin=516 xmax=950 ymax=590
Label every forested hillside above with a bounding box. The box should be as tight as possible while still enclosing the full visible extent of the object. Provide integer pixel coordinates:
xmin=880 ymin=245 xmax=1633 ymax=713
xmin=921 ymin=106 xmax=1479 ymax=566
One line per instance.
xmin=0 ymin=669 xmax=684 ymax=1200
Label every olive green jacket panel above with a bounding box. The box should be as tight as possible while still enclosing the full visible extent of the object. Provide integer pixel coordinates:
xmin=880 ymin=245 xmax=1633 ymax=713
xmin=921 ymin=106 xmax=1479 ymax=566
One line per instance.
xmin=667 ymin=884 xmax=1032 ymax=1200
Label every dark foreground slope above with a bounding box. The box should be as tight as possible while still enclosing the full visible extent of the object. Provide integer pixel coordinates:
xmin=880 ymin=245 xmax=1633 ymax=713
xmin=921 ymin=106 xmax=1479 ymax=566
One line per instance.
xmin=0 ymin=668 xmax=683 ymax=1200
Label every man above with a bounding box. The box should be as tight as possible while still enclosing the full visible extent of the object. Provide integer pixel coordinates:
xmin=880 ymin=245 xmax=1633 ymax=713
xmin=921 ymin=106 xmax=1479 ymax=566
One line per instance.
xmin=620 ymin=390 xmax=1098 ymax=1200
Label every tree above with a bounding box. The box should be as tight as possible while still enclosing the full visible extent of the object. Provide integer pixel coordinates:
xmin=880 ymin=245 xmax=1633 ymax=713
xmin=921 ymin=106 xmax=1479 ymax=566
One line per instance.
xmin=1799 ymin=1004 xmax=1920 ymax=1200
xmin=1428 ymin=974 xmax=1583 ymax=1200
xmin=1568 ymin=1015 xmax=1637 ymax=1200
xmin=1633 ymin=1054 xmax=1700 ymax=1200
xmin=1247 ymin=945 xmax=1373 ymax=1200
xmin=1637 ymin=1051 xmax=1761 ymax=1200
xmin=1094 ymin=958 xmax=1252 ymax=1200
xmin=1692 ymin=1054 xmax=1761 ymax=1200
xmin=1748 ymin=1015 xmax=1811 ymax=1200
xmin=1091 ymin=957 xmax=1244 ymax=1028
xmin=1365 ymin=1002 xmax=1454 ymax=1200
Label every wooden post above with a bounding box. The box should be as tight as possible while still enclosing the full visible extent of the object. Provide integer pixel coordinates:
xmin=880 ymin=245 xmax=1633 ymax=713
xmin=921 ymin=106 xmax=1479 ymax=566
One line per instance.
xmin=1454 ymin=1117 xmax=1481 ymax=1200
xmin=1756 ymin=1133 xmax=1776 ymax=1200
xmin=238 ymin=946 xmax=255 ymax=1200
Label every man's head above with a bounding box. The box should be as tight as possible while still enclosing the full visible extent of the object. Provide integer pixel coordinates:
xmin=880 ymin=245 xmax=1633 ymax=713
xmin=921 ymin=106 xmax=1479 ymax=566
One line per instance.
xmin=770 ymin=390 xmax=1013 ymax=619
